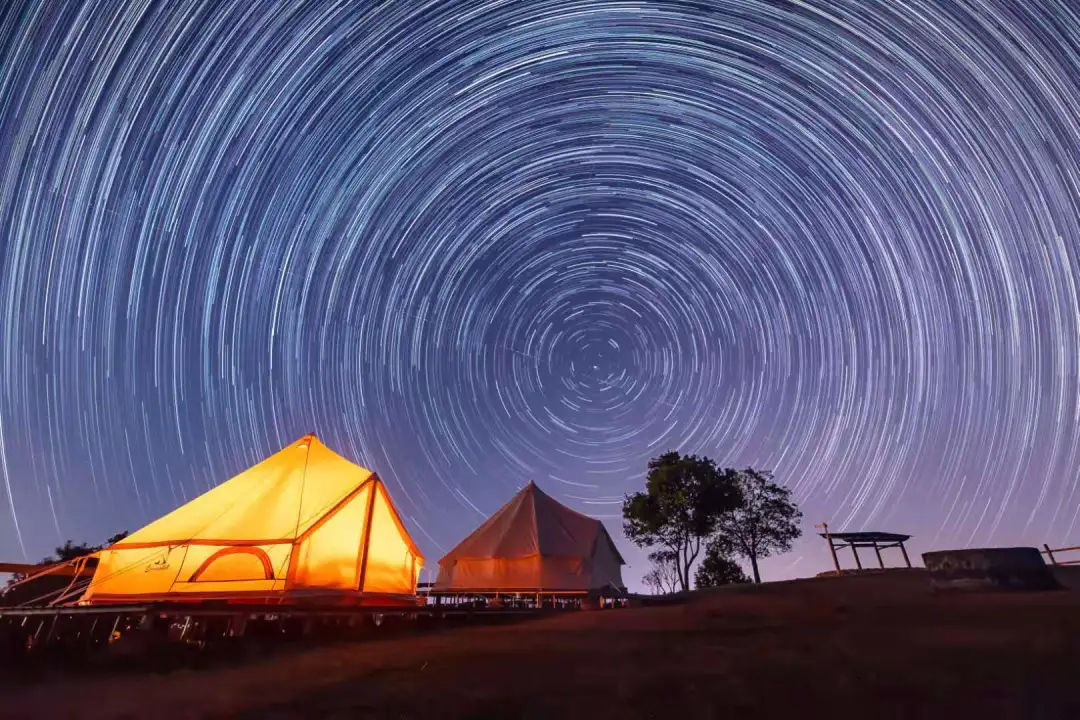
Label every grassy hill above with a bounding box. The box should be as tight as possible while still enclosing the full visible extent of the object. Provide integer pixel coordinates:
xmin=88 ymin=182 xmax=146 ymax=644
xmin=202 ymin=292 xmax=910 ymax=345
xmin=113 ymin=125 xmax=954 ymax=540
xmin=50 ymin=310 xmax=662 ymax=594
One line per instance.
xmin=7 ymin=569 xmax=1080 ymax=719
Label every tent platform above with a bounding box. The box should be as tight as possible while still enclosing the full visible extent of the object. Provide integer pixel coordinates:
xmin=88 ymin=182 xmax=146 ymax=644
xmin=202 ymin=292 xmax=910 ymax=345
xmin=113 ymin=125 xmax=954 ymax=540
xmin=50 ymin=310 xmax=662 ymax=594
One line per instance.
xmin=0 ymin=599 xmax=549 ymax=621
xmin=0 ymin=600 xmax=553 ymax=662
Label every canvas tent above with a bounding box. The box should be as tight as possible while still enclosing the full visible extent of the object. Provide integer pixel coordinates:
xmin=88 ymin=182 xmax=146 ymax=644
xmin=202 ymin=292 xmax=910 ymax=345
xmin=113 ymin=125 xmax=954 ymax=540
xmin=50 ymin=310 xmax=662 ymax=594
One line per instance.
xmin=80 ymin=435 xmax=423 ymax=605
xmin=434 ymin=481 xmax=625 ymax=593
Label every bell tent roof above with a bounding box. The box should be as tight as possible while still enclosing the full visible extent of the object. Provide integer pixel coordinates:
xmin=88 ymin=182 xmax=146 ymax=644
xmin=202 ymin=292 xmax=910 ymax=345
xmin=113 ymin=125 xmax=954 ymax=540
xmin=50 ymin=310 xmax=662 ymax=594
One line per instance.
xmin=439 ymin=481 xmax=625 ymax=565
xmin=81 ymin=434 xmax=423 ymax=604
xmin=114 ymin=434 xmax=417 ymax=550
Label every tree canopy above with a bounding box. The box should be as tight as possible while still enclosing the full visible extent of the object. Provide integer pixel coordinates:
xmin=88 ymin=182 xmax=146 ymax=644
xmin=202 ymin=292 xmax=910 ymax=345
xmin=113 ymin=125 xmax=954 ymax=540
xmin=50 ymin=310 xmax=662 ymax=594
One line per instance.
xmin=694 ymin=544 xmax=750 ymax=588
xmin=642 ymin=550 xmax=681 ymax=595
xmin=623 ymin=452 xmax=742 ymax=592
xmin=712 ymin=469 xmax=802 ymax=583
xmin=45 ymin=531 xmax=128 ymax=563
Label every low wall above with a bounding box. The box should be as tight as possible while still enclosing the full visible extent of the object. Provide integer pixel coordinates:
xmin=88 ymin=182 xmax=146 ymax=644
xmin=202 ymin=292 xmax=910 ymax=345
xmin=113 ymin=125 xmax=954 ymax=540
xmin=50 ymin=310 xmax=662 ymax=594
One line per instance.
xmin=922 ymin=547 xmax=1060 ymax=591
xmin=1051 ymin=564 xmax=1080 ymax=590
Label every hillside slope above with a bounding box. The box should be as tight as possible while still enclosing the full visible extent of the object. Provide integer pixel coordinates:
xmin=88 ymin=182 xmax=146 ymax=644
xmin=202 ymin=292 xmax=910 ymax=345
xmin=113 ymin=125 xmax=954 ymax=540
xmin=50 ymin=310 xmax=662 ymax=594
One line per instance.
xmin=7 ymin=570 xmax=1080 ymax=719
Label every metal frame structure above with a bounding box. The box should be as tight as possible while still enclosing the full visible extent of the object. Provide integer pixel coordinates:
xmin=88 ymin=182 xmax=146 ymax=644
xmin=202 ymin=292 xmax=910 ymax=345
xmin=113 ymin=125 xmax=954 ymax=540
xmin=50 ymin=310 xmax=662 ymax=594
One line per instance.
xmin=817 ymin=523 xmax=912 ymax=573
xmin=0 ymin=557 xmax=96 ymax=608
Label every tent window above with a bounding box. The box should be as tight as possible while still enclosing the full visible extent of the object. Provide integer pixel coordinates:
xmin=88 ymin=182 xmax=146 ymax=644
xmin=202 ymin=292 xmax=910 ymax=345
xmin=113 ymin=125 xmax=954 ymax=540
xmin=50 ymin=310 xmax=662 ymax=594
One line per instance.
xmin=188 ymin=547 xmax=275 ymax=582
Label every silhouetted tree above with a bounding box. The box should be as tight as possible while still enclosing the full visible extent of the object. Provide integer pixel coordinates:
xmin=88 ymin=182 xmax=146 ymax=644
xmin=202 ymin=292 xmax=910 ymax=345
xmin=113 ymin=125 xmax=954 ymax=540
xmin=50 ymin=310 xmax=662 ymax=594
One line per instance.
xmin=623 ymin=452 xmax=742 ymax=592
xmin=712 ymin=469 xmax=801 ymax=583
xmin=642 ymin=550 xmax=680 ymax=594
xmin=50 ymin=540 xmax=99 ymax=562
xmin=642 ymin=568 xmax=661 ymax=594
xmin=694 ymin=543 xmax=750 ymax=588
xmin=104 ymin=531 xmax=129 ymax=546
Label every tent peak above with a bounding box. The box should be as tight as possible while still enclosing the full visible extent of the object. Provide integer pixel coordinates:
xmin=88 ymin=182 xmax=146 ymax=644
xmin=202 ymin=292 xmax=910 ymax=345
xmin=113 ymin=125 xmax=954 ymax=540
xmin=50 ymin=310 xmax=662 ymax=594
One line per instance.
xmin=295 ymin=433 xmax=319 ymax=449
xmin=519 ymin=479 xmax=548 ymax=499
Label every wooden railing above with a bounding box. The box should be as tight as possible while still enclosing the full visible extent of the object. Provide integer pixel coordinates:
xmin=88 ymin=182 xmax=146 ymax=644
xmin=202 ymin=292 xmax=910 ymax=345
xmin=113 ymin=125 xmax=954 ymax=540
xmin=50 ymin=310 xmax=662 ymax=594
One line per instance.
xmin=0 ymin=555 xmax=95 ymax=607
xmin=1042 ymin=544 xmax=1080 ymax=566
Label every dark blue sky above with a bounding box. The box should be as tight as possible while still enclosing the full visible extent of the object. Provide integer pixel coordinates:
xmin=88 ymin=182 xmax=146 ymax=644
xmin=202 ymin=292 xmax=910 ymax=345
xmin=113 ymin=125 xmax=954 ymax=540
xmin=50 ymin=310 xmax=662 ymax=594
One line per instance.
xmin=2 ymin=0 xmax=1080 ymax=584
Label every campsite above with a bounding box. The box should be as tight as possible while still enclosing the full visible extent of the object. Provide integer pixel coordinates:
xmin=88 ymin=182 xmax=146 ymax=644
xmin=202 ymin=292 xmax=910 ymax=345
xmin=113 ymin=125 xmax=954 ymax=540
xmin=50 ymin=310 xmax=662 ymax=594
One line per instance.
xmin=5 ymin=570 xmax=1080 ymax=718
xmin=5 ymin=1 xmax=1080 ymax=716
xmin=2 ymin=435 xmax=1080 ymax=718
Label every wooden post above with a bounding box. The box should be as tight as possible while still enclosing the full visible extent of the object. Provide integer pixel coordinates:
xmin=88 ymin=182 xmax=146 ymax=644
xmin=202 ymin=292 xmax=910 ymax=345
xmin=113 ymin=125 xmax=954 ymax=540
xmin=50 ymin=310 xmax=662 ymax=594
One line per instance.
xmin=179 ymin=615 xmax=192 ymax=640
xmin=44 ymin=614 xmax=59 ymax=646
xmin=228 ymin=614 xmax=247 ymax=637
xmin=899 ymin=542 xmax=912 ymax=568
xmin=1044 ymin=543 xmax=1058 ymax=566
xmin=819 ymin=522 xmax=842 ymax=574
xmin=108 ymin=614 xmax=121 ymax=643
xmin=32 ymin=618 xmax=46 ymax=648
xmin=873 ymin=542 xmax=884 ymax=569
xmin=851 ymin=544 xmax=862 ymax=570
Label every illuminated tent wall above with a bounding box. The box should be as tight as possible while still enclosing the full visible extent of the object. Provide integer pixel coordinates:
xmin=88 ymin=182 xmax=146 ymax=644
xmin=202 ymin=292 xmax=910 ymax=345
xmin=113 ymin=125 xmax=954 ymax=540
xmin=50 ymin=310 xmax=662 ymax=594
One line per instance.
xmin=81 ymin=435 xmax=423 ymax=605
xmin=434 ymin=481 xmax=625 ymax=593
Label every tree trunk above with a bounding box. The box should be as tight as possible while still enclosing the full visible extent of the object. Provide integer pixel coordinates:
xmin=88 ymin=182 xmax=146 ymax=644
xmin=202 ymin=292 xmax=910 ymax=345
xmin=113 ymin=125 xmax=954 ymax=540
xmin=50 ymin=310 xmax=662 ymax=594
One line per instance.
xmin=676 ymin=540 xmax=690 ymax=593
xmin=681 ymin=536 xmax=700 ymax=593
xmin=749 ymin=554 xmax=761 ymax=584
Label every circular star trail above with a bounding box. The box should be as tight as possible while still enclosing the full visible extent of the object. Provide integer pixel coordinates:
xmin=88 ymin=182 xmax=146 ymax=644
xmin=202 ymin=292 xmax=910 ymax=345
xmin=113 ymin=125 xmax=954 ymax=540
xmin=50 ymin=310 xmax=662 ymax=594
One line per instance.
xmin=2 ymin=1 xmax=1080 ymax=574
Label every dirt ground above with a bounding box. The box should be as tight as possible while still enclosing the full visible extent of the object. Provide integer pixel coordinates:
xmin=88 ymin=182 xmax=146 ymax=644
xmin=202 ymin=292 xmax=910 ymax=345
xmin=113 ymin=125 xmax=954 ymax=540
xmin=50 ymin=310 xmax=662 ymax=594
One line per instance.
xmin=4 ymin=570 xmax=1080 ymax=719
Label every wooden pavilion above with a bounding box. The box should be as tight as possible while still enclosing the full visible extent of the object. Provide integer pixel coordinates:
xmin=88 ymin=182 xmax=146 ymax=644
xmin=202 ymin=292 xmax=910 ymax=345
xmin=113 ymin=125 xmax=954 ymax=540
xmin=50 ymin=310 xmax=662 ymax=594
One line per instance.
xmin=818 ymin=525 xmax=912 ymax=573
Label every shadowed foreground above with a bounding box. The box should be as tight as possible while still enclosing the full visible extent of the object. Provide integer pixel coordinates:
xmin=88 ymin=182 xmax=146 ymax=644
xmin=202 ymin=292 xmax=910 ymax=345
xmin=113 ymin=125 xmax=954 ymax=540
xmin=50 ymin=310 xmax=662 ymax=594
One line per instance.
xmin=6 ymin=570 xmax=1080 ymax=719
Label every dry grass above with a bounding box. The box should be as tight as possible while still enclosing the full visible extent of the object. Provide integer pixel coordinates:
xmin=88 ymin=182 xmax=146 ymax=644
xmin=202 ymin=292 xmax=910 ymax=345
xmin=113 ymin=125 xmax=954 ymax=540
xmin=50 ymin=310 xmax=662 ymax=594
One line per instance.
xmin=5 ymin=570 xmax=1080 ymax=719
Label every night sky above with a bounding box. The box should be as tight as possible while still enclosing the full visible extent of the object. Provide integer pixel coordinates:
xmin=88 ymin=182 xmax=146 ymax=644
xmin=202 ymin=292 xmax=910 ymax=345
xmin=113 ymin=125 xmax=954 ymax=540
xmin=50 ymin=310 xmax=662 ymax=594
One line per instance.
xmin=2 ymin=1 xmax=1080 ymax=583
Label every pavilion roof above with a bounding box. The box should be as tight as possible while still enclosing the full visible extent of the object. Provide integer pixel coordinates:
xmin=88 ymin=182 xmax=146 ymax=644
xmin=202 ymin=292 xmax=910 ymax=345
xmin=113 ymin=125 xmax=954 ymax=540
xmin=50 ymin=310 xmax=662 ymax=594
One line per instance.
xmin=818 ymin=531 xmax=911 ymax=545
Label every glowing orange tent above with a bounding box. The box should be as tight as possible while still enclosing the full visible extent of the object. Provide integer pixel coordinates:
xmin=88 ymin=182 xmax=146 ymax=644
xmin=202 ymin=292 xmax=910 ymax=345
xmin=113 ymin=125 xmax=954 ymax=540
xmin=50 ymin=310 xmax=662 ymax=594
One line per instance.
xmin=80 ymin=434 xmax=423 ymax=605
xmin=434 ymin=481 xmax=625 ymax=593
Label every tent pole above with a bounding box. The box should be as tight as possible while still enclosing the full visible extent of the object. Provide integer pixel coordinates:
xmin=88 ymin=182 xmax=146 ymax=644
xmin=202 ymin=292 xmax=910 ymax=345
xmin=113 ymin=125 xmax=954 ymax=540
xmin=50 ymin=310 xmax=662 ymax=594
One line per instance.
xmin=355 ymin=479 xmax=380 ymax=593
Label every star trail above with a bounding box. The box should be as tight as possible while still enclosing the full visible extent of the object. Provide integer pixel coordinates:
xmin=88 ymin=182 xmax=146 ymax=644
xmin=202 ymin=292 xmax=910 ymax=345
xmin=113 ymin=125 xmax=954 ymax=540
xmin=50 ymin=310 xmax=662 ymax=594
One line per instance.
xmin=2 ymin=0 xmax=1080 ymax=579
